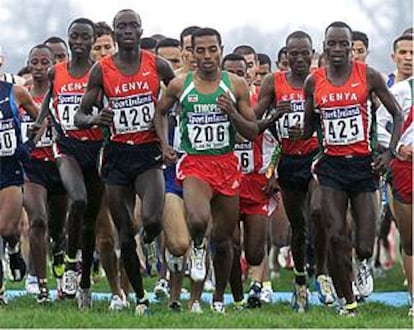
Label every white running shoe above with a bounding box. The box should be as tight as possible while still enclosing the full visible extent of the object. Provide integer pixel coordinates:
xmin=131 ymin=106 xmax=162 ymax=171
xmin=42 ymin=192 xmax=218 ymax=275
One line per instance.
xmin=260 ymin=287 xmax=273 ymax=304
xmin=211 ymin=301 xmax=225 ymax=314
xmin=190 ymin=300 xmax=203 ymax=314
xmin=165 ymin=249 xmax=184 ymax=273
xmin=154 ymin=278 xmax=170 ymax=300
xmin=356 ymin=259 xmax=373 ymax=297
xmin=62 ymin=270 xmax=78 ymax=298
xmin=278 ymin=246 xmax=294 ymax=269
xmin=25 ymin=275 xmax=40 ymax=295
xmin=315 ymin=274 xmax=335 ymax=305
xmin=108 ymin=293 xmax=129 ymax=311
xmin=203 ymin=279 xmax=215 ymax=292
xmin=190 ymin=244 xmax=207 ymax=282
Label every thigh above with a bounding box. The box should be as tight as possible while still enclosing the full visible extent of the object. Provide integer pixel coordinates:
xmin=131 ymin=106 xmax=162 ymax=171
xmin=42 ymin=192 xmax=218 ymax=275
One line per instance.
xmin=106 ymin=184 xmax=136 ymax=234
xmin=244 ymin=214 xmax=268 ymax=253
xmin=211 ymin=193 xmax=239 ymax=242
xmin=320 ymin=186 xmax=349 ymax=235
xmin=183 ymin=177 xmax=213 ymax=222
xmin=0 ymin=186 xmax=23 ymax=234
xmin=23 ymin=182 xmax=48 ymax=221
xmin=134 ymin=168 xmax=165 ymax=220
xmin=163 ymin=193 xmax=189 ymax=245
xmin=350 ymin=191 xmax=378 ymax=240
xmin=57 ymin=156 xmax=86 ymax=201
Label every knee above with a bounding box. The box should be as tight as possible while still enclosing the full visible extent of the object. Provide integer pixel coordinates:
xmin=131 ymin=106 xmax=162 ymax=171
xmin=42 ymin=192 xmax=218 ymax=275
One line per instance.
xmin=71 ymin=198 xmax=87 ymax=214
xmin=97 ymin=236 xmax=115 ymax=254
xmin=186 ymin=207 xmax=209 ymax=233
xmin=168 ymin=237 xmax=189 ymax=257
xmin=30 ymin=214 xmax=47 ymax=234
xmin=245 ymin=246 xmax=264 ymax=266
xmin=356 ymin=241 xmax=373 ymax=260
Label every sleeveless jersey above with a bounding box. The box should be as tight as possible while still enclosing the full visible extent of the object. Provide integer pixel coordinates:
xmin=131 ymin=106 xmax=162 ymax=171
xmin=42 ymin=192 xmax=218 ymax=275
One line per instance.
xmin=0 ymin=81 xmax=21 ymax=157
xmin=52 ymin=62 xmax=103 ymax=141
xmin=101 ymin=51 xmax=160 ymax=145
xmin=234 ymin=89 xmax=277 ymax=174
xmin=179 ymin=71 xmax=236 ymax=155
xmin=274 ymin=72 xmax=319 ymax=155
xmin=19 ymin=94 xmax=54 ymax=161
xmin=312 ymin=61 xmax=373 ymax=156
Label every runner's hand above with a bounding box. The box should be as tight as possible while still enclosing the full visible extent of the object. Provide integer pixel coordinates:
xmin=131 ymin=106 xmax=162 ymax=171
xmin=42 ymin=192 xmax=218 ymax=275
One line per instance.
xmin=372 ymin=150 xmax=392 ymax=175
xmin=162 ymin=145 xmax=177 ymax=165
xmin=217 ymin=93 xmax=237 ymax=116
xmin=263 ymin=176 xmax=280 ymax=198
xmin=288 ymin=122 xmax=303 ymax=140
xmin=94 ymin=107 xmax=113 ymax=127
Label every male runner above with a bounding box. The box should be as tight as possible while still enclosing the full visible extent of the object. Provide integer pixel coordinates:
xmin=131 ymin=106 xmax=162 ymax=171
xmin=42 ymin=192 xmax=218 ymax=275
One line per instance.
xmin=0 ymin=80 xmax=40 ymax=304
xmin=75 ymin=9 xmax=175 ymax=315
xmin=33 ymin=18 xmax=104 ymax=309
xmin=43 ymin=37 xmax=69 ymax=64
xmin=298 ymin=21 xmax=403 ymax=316
xmin=154 ymin=27 xmax=267 ymax=313
xmin=21 ymin=45 xmax=68 ymax=303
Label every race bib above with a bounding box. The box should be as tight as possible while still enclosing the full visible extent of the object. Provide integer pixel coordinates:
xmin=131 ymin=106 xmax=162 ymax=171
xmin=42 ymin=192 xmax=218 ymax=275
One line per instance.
xmin=234 ymin=141 xmax=254 ymax=174
xmin=322 ymin=105 xmax=364 ymax=145
xmin=37 ymin=125 xmax=53 ymax=148
xmin=111 ymin=94 xmax=154 ymax=134
xmin=277 ymin=100 xmax=305 ymax=139
xmin=0 ymin=120 xmax=17 ymax=156
xmin=188 ymin=112 xmax=230 ymax=151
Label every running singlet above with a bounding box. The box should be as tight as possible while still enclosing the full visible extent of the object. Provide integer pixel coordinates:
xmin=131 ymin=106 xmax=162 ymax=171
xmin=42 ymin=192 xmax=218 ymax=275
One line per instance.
xmin=235 ymin=132 xmax=276 ymax=174
xmin=52 ymin=62 xmax=103 ymax=141
xmin=100 ymin=50 xmax=160 ymax=145
xmin=20 ymin=95 xmax=54 ymax=161
xmin=235 ymin=88 xmax=277 ymax=174
xmin=312 ymin=61 xmax=373 ymax=156
xmin=0 ymin=81 xmax=21 ymax=157
xmin=179 ymin=71 xmax=236 ymax=155
xmin=274 ymin=71 xmax=319 ymax=155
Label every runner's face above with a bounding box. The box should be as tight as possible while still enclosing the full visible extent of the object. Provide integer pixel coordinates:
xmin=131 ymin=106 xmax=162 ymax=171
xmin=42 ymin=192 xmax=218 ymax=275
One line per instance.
xmin=324 ymin=26 xmax=352 ymax=67
xmin=182 ymin=35 xmax=197 ymax=70
xmin=157 ymin=46 xmax=182 ymax=70
xmin=91 ymin=34 xmax=116 ymax=61
xmin=254 ymin=63 xmax=270 ymax=86
xmin=392 ymin=40 xmax=413 ymax=78
xmin=46 ymin=42 xmax=68 ymax=63
xmin=223 ymin=60 xmax=247 ymax=80
xmin=193 ymin=35 xmax=222 ymax=74
xmin=277 ymin=53 xmax=289 ymax=71
xmin=114 ymin=11 xmax=143 ymax=50
xmin=287 ymin=37 xmax=312 ymax=76
xmin=68 ymin=23 xmax=95 ymax=58
xmin=242 ymin=53 xmax=257 ymax=86
xmin=28 ymin=48 xmax=53 ymax=82
xmin=352 ymin=40 xmax=368 ymax=63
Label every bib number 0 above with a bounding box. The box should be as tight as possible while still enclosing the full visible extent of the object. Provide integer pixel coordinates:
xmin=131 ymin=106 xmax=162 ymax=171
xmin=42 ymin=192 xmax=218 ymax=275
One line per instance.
xmin=0 ymin=129 xmax=17 ymax=156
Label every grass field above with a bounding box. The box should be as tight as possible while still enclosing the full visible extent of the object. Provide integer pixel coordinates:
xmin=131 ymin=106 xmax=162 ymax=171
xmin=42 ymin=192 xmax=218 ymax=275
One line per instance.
xmin=0 ymin=264 xmax=412 ymax=328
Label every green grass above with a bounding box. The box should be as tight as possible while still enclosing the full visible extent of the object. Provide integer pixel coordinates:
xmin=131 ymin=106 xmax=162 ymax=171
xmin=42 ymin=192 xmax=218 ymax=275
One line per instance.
xmin=1 ymin=265 xmax=412 ymax=328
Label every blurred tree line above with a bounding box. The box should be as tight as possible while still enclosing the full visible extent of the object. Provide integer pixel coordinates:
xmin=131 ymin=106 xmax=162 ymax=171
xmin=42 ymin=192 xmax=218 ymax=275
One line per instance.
xmin=0 ymin=0 xmax=411 ymax=75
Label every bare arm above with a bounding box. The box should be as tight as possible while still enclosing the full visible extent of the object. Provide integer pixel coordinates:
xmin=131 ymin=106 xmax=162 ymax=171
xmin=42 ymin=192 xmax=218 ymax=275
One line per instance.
xmin=217 ymin=75 xmax=258 ymax=140
xmin=154 ymin=76 xmax=182 ymax=150
xmin=75 ymin=63 xmax=110 ymax=128
xmin=156 ymin=56 xmax=176 ymax=87
xmin=300 ymin=74 xmax=319 ymax=139
xmin=254 ymin=73 xmax=275 ymax=119
xmin=368 ymin=67 xmax=403 ymax=153
xmin=13 ymin=85 xmax=39 ymax=119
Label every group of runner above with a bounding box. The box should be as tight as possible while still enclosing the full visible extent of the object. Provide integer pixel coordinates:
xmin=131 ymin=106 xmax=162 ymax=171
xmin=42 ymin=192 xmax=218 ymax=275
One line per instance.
xmin=0 ymin=9 xmax=412 ymax=318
